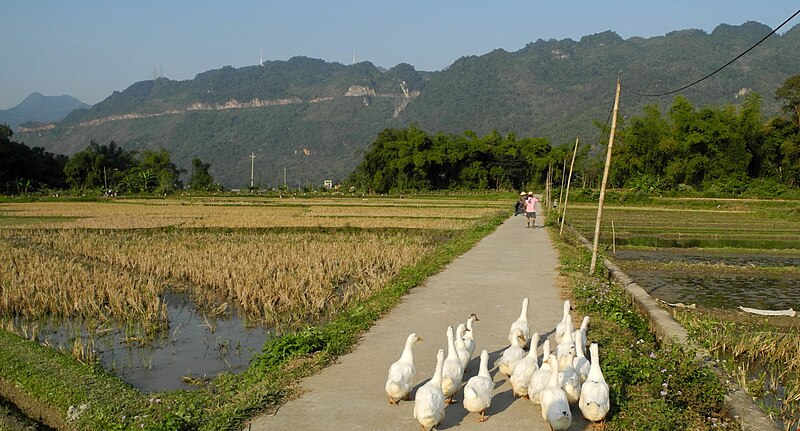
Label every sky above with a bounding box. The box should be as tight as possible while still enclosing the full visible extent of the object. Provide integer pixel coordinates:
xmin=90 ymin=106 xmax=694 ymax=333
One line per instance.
xmin=2 ymin=1 xmax=799 ymax=110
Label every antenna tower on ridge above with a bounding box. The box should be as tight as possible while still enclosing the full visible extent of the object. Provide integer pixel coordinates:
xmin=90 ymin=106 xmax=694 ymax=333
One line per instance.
xmin=260 ymin=51 xmax=264 ymax=67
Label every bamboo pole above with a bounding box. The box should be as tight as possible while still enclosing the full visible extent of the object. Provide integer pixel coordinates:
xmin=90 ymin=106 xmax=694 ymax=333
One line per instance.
xmin=560 ymin=137 xmax=580 ymax=235
xmin=558 ymin=158 xmax=566 ymax=217
xmin=547 ymin=162 xmax=553 ymax=209
xmin=612 ymin=220 xmax=616 ymax=255
xmin=590 ymin=78 xmax=621 ymax=274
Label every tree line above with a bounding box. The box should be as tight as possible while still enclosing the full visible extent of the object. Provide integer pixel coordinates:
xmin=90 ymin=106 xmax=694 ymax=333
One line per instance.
xmin=348 ymin=75 xmax=800 ymax=195
xmin=346 ymin=126 xmax=554 ymax=193
xmin=0 ymin=125 xmax=219 ymax=195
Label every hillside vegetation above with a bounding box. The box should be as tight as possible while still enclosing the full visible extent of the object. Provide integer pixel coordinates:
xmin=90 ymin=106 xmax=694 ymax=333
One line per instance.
xmin=14 ymin=22 xmax=800 ymax=188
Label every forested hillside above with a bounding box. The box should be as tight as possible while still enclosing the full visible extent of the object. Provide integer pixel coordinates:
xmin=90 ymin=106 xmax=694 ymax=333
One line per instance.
xmin=15 ymin=21 xmax=800 ymax=188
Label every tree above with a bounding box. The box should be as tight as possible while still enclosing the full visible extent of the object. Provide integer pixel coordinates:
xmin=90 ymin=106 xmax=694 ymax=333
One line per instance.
xmin=0 ymin=124 xmax=68 ymax=194
xmin=63 ymin=140 xmax=136 ymax=190
xmin=139 ymin=149 xmax=184 ymax=193
xmin=189 ymin=157 xmax=215 ymax=191
xmin=776 ymin=74 xmax=800 ymax=127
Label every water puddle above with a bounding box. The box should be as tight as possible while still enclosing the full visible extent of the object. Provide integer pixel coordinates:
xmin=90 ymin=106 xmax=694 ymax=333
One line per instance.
xmin=13 ymin=292 xmax=269 ymax=393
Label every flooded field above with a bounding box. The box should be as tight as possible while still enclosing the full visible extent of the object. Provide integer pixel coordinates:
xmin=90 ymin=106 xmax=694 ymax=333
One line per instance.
xmin=567 ymin=198 xmax=800 ymax=309
xmin=625 ymin=268 xmax=800 ymax=310
xmin=566 ymin=196 xmax=800 ymax=429
xmin=9 ymin=292 xmax=269 ymax=393
xmin=615 ymin=249 xmax=800 ymax=267
xmin=614 ymin=248 xmax=800 ymax=310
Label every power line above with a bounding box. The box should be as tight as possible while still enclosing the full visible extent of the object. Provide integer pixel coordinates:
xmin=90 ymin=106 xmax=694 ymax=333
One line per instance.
xmin=633 ymin=7 xmax=800 ymax=97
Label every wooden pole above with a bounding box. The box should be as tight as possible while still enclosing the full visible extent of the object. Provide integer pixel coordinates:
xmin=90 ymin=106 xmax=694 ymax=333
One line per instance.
xmin=612 ymin=220 xmax=617 ymax=255
xmin=558 ymin=158 xmax=566 ymax=215
xmin=560 ymin=137 xmax=580 ymax=235
xmin=547 ymin=162 xmax=552 ymax=209
xmin=590 ymin=78 xmax=621 ymax=274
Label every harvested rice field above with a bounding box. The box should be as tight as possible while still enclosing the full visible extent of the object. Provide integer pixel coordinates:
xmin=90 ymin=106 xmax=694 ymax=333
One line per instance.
xmin=0 ymin=195 xmax=508 ymax=392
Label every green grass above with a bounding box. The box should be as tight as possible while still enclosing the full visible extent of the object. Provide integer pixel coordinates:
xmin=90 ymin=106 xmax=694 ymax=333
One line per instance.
xmin=552 ymin=228 xmax=737 ymax=430
xmin=564 ymin=196 xmax=800 ymax=251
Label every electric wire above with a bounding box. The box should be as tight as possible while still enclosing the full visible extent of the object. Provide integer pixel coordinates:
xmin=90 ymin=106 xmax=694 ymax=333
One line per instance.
xmin=633 ymin=7 xmax=800 ymax=97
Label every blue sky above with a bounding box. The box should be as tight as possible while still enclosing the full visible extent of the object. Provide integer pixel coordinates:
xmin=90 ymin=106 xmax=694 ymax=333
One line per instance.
xmin=2 ymin=1 xmax=798 ymax=109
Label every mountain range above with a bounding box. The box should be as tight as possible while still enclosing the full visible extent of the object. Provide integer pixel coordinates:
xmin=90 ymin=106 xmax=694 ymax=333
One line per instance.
xmin=0 ymin=93 xmax=90 ymax=129
xmin=14 ymin=21 xmax=800 ymax=188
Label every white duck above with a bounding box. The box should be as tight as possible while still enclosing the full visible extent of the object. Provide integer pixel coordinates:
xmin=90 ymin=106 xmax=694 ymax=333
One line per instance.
xmin=441 ymin=326 xmax=464 ymax=404
xmin=510 ymin=332 xmax=540 ymax=399
xmin=572 ymin=329 xmax=591 ymax=382
xmin=455 ymin=324 xmax=471 ymax=372
xmin=385 ymin=333 xmax=423 ymax=404
xmin=496 ymin=328 xmax=526 ymax=377
xmin=463 ymin=349 xmax=493 ymax=422
xmin=464 ymin=313 xmax=479 ymax=358
xmin=556 ymin=318 xmax=575 ymax=371
xmin=554 ymin=300 xmax=572 ymax=345
xmin=559 ymin=350 xmax=581 ymax=403
xmin=579 ymin=343 xmax=610 ymax=423
xmin=578 ymin=315 xmax=590 ymax=355
xmin=539 ymin=355 xmax=572 ymax=431
xmin=413 ymin=349 xmax=446 ymax=431
xmin=528 ymin=339 xmax=553 ymax=405
xmin=508 ymin=298 xmax=531 ymax=348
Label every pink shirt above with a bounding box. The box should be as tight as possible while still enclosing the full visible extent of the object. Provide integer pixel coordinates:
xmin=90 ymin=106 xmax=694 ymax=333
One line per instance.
xmin=525 ymin=196 xmax=538 ymax=212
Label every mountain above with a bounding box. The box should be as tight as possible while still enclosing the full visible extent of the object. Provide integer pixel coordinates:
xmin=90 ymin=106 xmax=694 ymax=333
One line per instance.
xmin=15 ymin=21 xmax=800 ymax=188
xmin=0 ymin=93 xmax=91 ymax=129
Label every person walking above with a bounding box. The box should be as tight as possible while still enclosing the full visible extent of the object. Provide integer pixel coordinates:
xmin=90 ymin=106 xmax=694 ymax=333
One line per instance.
xmin=524 ymin=192 xmax=539 ymax=228
xmin=515 ymin=191 xmax=526 ymax=216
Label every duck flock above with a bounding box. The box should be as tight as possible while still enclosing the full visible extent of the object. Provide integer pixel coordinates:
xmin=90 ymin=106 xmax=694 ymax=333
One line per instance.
xmin=385 ymin=298 xmax=610 ymax=431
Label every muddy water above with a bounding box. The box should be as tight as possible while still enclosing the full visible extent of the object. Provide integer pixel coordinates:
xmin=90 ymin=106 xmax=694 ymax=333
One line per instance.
xmin=615 ymin=249 xmax=800 ymax=267
xmin=613 ymin=246 xmax=800 ymax=310
xmin=626 ymin=269 xmax=800 ymax=310
xmin=30 ymin=292 xmax=269 ymax=393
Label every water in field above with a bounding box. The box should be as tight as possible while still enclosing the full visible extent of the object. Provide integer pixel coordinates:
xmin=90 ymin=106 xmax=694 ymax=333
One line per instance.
xmin=615 ymin=249 xmax=800 ymax=268
xmin=613 ymin=247 xmax=800 ymax=310
xmin=625 ymin=269 xmax=800 ymax=310
xmin=23 ymin=292 xmax=269 ymax=393
xmin=611 ymin=235 xmax=800 ymax=250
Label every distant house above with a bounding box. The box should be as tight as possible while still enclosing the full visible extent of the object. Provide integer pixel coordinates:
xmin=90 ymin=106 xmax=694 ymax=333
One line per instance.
xmin=323 ymin=179 xmax=333 ymax=189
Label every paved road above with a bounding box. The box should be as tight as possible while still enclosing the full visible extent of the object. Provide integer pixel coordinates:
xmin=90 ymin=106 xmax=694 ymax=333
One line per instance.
xmin=245 ymin=215 xmax=589 ymax=430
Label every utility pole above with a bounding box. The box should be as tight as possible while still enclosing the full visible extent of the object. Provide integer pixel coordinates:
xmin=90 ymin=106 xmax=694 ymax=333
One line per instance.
xmin=590 ymin=79 xmax=622 ymax=274
xmin=249 ymin=153 xmax=256 ymax=188
xmin=558 ymin=158 xmax=566 ymax=212
xmin=283 ymin=167 xmax=287 ymax=189
xmin=560 ymin=137 xmax=580 ymax=235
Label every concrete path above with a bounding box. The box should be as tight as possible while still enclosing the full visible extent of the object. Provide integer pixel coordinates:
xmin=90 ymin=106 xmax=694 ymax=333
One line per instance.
xmin=245 ymin=215 xmax=589 ymax=431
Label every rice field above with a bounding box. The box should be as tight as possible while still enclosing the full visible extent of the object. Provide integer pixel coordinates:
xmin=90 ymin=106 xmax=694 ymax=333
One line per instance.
xmin=562 ymin=196 xmax=800 ymax=429
xmin=0 ymin=195 xmax=508 ymax=392
xmin=0 ymin=197 xmax=498 ymax=229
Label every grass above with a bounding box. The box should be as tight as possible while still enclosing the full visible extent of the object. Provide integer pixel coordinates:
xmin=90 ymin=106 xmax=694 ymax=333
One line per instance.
xmin=552 ymin=228 xmax=738 ymax=430
xmin=558 ymin=193 xmax=800 ymax=429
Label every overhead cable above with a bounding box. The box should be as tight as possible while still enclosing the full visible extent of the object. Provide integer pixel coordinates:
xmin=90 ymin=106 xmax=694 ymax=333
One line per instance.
xmin=633 ymin=7 xmax=800 ymax=97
